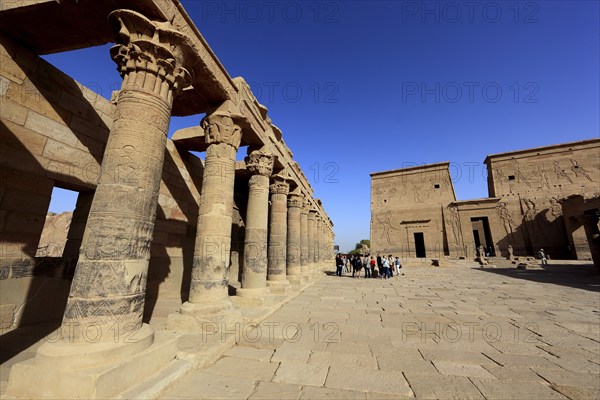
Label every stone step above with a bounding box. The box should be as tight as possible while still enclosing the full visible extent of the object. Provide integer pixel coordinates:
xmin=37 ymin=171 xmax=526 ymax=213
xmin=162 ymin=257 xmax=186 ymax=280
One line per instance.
xmin=116 ymin=359 xmax=192 ymax=400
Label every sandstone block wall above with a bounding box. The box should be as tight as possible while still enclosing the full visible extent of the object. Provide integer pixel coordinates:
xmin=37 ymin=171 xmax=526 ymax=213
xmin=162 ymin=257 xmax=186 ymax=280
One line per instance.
xmin=371 ymin=163 xmax=454 ymax=258
xmin=486 ymin=140 xmax=600 ymax=259
xmin=371 ymin=139 xmax=600 ymax=262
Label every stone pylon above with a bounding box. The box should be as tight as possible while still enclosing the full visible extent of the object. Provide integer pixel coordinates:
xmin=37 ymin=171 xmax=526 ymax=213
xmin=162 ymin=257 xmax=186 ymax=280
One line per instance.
xmin=7 ymin=9 xmax=193 ymax=399
xmin=266 ymin=173 xmax=291 ymax=293
xmin=286 ymin=192 xmax=303 ymax=287
xmin=174 ymin=99 xmax=245 ymax=327
xmin=235 ymin=150 xmax=275 ymax=305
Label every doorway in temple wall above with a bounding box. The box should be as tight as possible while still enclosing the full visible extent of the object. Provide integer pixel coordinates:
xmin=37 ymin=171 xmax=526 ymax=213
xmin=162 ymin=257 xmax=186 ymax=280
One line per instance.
xmin=414 ymin=232 xmax=426 ymax=258
xmin=471 ymin=217 xmax=495 ymax=256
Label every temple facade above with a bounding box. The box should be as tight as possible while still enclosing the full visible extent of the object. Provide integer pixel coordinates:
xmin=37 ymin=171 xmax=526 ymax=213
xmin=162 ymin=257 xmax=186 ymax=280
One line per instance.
xmin=0 ymin=2 xmax=333 ymax=398
xmin=371 ymin=139 xmax=600 ymax=266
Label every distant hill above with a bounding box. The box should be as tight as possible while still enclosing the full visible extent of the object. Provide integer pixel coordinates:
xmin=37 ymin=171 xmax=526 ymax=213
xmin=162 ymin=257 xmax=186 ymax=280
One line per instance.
xmin=36 ymin=211 xmax=72 ymax=257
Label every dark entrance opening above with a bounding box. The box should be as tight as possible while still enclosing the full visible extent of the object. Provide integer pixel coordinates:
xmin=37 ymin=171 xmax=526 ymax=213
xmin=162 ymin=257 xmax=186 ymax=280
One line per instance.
xmin=414 ymin=232 xmax=426 ymax=258
xmin=473 ymin=229 xmax=481 ymax=248
xmin=471 ymin=217 xmax=495 ymax=256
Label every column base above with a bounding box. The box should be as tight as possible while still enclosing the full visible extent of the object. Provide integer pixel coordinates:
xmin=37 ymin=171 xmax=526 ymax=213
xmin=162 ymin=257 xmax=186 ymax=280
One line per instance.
xmin=286 ymin=275 xmax=303 ymax=290
xmin=6 ymin=325 xmax=177 ymax=399
xmin=232 ymin=287 xmax=274 ymax=307
xmin=168 ymin=299 xmax=241 ymax=331
xmin=266 ymin=279 xmax=291 ymax=294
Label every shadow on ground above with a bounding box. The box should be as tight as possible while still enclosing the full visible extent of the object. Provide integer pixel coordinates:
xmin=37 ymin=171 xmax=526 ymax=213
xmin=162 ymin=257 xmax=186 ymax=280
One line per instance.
xmin=475 ymin=263 xmax=600 ymax=292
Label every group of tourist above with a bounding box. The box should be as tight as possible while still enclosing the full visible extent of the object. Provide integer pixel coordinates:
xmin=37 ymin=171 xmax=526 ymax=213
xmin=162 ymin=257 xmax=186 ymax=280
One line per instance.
xmin=335 ymin=254 xmax=403 ymax=278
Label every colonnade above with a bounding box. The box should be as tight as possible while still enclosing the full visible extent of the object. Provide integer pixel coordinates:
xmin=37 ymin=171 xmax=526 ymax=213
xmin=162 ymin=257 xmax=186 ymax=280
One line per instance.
xmin=5 ymin=8 xmax=334 ymax=399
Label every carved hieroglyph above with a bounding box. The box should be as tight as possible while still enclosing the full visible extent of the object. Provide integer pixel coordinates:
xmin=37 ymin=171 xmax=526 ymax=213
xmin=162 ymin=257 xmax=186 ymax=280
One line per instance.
xmin=286 ymin=193 xmax=303 ymax=276
xmin=62 ymin=10 xmax=191 ymax=342
xmin=267 ymin=174 xmax=289 ymax=281
xmin=241 ymin=151 xmax=274 ymax=289
xmin=188 ymin=100 xmax=244 ymax=304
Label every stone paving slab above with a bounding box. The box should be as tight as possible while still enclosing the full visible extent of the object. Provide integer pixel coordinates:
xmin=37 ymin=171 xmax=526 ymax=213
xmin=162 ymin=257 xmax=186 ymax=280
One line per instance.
xmin=471 ymin=378 xmax=568 ymax=399
xmin=203 ymin=356 xmax=279 ymax=381
xmin=481 ymin=365 xmax=548 ymax=383
xmin=298 ymin=385 xmax=366 ymax=399
xmin=325 ymin=365 xmax=413 ymax=396
xmin=224 ymin=346 xmax=274 ymax=362
xmin=159 ymin=265 xmax=600 ymax=399
xmin=404 ymin=372 xmax=484 ymax=399
xmin=272 ymin=361 xmax=329 ymax=386
xmin=164 ymin=370 xmax=257 ymax=399
xmin=247 ymin=381 xmax=302 ymax=400
xmin=432 ymin=360 xmax=497 ymax=379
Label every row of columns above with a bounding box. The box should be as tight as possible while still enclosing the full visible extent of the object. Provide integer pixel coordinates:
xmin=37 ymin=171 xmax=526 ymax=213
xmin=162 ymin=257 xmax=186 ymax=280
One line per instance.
xmin=47 ymin=8 xmax=334 ymax=351
xmin=6 ymin=9 xmax=334 ymax=399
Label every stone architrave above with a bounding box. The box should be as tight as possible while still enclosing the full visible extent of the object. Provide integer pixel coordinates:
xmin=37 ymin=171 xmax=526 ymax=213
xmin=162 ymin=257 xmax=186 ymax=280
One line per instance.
xmin=236 ymin=150 xmax=275 ymax=303
xmin=300 ymin=198 xmax=310 ymax=278
xmin=266 ymin=174 xmax=291 ymax=293
xmin=286 ymin=192 xmax=303 ymax=287
xmin=177 ymin=99 xmax=246 ymax=324
xmin=6 ymin=9 xmax=193 ymax=399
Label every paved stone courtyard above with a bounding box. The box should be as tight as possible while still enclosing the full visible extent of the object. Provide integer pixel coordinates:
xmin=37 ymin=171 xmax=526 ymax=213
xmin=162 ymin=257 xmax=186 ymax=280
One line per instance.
xmin=161 ymin=264 xmax=600 ymax=400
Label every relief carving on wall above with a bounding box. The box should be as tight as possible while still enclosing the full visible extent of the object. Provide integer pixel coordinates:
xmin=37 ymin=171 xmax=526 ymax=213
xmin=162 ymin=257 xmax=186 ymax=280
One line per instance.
xmin=375 ymin=211 xmax=398 ymax=245
xmin=497 ymin=201 xmax=516 ymax=242
xmin=445 ymin=205 xmax=463 ymax=247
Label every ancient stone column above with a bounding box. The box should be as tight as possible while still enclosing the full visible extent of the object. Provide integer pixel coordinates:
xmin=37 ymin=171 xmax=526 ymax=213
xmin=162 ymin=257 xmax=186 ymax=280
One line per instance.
xmin=315 ymin=215 xmax=322 ymax=269
xmin=318 ymin=216 xmax=325 ymax=271
xmin=286 ymin=193 xmax=303 ymax=287
xmin=178 ymin=100 xmax=245 ymax=323
xmin=236 ymin=150 xmax=274 ymax=303
xmin=300 ymin=199 xmax=310 ymax=277
xmin=60 ymin=10 xmax=191 ymax=348
xmin=5 ymin=12 xmax=197 ymax=400
xmin=307 ymin=209 xmax=317 ymax=276
xmin=266 ymin=174 xmax=291 ymax=293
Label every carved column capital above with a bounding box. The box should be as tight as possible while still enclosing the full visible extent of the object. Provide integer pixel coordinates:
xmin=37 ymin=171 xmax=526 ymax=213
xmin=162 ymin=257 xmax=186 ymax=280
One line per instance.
xmin=246 ymin=151 xmax=275 ymax=177
xmin=288 ymin=194 xmax=303 ymax=209
xmin=270 ymin=175 xmax=290 ymax=195
xmin=108 ymin=10 xmax=192 ymax=95
xmin=301 ymin=198 xmax=311 ymax=214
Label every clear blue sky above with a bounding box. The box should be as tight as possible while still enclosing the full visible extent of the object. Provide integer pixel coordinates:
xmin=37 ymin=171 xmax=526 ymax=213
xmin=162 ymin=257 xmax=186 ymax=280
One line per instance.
xmin=45 ymin=1 xmax=599 ymax=252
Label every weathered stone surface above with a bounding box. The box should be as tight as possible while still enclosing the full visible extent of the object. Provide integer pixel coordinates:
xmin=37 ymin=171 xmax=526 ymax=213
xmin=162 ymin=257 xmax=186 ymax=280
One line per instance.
xmin=432 ymin=360 xmax=497 ymax=379
xmin=248 ymin=381 xmax=302 ymax=400
xmin=405 ymin=372 xmax=485 ymax=399
xmin=471 ymin=378 xmax=568 ymax=399
xmin=204 ymin=356 xmax=278 ymax=381
xmin=325 ymin=365 xmax=413 ymax=396
xmin=299 ymin=385 xmax=367 ymax=400
xmin=165 ymin=371 xmax=257 ymax=399
xmin=273 ymin=362 xmax=328 ymax=386
xmin=224 ymin=346 xmax=274 ymax=362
